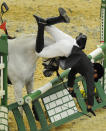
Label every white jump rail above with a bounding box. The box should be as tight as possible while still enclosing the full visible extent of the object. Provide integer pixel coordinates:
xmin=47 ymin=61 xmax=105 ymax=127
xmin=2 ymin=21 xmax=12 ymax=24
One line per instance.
xmin=0 ymin=56 xmax=5 ymax=98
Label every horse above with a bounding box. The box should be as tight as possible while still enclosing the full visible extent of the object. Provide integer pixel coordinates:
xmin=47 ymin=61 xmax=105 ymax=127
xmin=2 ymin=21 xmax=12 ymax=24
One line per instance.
xmin=8 ymin=34 xmax=55 ymax=103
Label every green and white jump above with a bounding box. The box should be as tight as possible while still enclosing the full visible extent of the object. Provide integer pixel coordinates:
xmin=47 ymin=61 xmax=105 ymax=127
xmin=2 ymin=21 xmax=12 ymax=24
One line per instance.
xmin=0 ymin=35 xmax=8 ymax=131
xmin=1 ymin=0 xmax=106 ymax=131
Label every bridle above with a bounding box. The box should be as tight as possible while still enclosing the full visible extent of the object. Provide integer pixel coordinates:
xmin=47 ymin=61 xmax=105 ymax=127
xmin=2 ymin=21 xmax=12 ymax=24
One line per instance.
xmin=42 ymin=58 xmax=59 ymax=77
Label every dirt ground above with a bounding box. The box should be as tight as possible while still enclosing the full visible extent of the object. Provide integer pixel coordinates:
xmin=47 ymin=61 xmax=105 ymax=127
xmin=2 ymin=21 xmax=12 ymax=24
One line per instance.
xmin=1 ymin=0 xmax=106 ymax=130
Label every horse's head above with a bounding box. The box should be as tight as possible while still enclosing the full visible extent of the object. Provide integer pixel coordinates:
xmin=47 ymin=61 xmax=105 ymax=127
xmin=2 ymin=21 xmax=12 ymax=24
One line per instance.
xmin=42 ymin=58 xmax=59 ymax=77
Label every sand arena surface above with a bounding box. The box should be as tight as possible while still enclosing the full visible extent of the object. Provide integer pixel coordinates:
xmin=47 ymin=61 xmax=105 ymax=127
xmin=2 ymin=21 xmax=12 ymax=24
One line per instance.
xmin=1 ymin=0 xmax=106 ymax=130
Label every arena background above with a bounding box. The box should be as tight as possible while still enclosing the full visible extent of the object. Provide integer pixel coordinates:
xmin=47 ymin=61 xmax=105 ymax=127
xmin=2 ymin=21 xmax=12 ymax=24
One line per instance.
xmin=1 ymin=0 xmax=106 ymax=130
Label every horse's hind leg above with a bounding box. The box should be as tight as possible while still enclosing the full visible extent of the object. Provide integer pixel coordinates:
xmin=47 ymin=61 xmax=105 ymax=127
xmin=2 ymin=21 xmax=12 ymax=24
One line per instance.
xmin=26 ymin=77 xmax=34 ymax=94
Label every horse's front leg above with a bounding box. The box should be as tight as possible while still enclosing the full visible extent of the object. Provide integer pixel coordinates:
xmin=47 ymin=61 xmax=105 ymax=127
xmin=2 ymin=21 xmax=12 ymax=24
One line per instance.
xmin=26 ymin=77 xmax=34 ymax=95
xmin=26 ymin=76 xmax=39 ymax=121
xmin=14 ymin=81 xmax=24 ymax=114
xmin=14 ymin=81 xmax=24 ymax=103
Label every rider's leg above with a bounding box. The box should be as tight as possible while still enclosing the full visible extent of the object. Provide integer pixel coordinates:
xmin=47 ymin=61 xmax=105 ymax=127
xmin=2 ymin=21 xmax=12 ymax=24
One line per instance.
xmin=46 ymin=8 xmax=70 ymax=25
xmin=33 ymin=8 xmax=70 ymax=53
xmin=36 ymin=23 xmax=45 ymax=53
xmin=45 ymin=8 xmax=71 ymax=41
xmin=33 ymin=15 xmax=47 ymax=53
xmin=45 ymin=25 xmax=73 ymax=42
xmin=33 ymin=8 xmax=70 ymax=26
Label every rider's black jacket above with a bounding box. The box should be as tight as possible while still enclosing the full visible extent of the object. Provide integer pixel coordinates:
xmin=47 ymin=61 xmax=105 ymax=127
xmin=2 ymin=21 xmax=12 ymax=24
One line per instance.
xmin=59 ymin=46 xmax=95 ymax=106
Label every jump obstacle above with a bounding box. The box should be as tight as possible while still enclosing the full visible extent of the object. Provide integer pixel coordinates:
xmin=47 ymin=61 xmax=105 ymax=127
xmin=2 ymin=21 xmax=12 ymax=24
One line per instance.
xmin=0 ymin=0 xmax=106 ymax=131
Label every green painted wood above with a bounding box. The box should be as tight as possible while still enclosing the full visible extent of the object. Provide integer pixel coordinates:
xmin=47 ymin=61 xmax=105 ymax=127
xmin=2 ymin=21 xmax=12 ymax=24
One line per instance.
xmin=102 ymin=0 xmax=106 ymax=44
xmin=52 ymin=112 xmax=82 ymax=128
xmin=0 ymin=35 xmax=8 ymax=55
xmin=81 ymin=79 xmax=98 ymax=107
xmin=8 ymin=102 xmax=20 ymax=111
xmin=81 ymin=78 xmax=87 ymax=92
xmin=22 ymin=104 xmax=38 ymax=131
xmin=74 ymin=83 xmax=87 ymax=113
xmin=50 ymin=69 xmax=69 ymax=85
xmin=24 ymin=90 xmax=41 ymax=102
xmin=94 ymin=96 xmax=99 ymax=106
xmin=12 ymin=108 xmax=26 ymax=131
xmin=101 ymin=0 xmax=106 ymax=90
xmin=41 ymin=82 xmax=66 ymax=99
xmin=33 ymin=100 xmax=50 ymax=131
xmin=0 ymin=35 xmax=8 ymax=106
xmin=93 ymin=101 xmax=106 ymax=110
xmin=1 ymin=55 xmax=8 ymax=106
xmin=95 ymin=81 xmax=106 ymax=101
xmin=94 ymin=53 xmax=104 ymax=62
xmin=81 ymin=79 xmax=100 ymax=107
xmin=102 ymin=0 xmax=106 ymax=5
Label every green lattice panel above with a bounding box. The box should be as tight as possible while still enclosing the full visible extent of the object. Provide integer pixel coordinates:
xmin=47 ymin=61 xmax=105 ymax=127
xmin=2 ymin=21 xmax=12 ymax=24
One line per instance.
xmin=42 ymin=88 xmax=78 ymax=123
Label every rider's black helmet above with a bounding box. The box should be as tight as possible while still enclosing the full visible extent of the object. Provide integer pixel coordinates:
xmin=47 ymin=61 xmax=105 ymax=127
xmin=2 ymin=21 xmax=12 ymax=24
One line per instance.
xmin=93 ymin=63 xmax=104 ymax=82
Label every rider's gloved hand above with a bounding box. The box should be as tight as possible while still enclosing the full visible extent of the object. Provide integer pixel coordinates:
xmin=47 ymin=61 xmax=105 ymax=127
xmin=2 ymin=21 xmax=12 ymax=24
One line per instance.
xmin=87 ymin=106 xmax=96 ymax=116
xmin=68 ymin=88 xmax=76 ymax=97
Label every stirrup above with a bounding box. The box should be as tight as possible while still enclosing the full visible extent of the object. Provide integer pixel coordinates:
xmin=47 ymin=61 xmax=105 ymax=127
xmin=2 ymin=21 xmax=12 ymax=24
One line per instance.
xmin=58 ymin=8 xmax=70 ymax=23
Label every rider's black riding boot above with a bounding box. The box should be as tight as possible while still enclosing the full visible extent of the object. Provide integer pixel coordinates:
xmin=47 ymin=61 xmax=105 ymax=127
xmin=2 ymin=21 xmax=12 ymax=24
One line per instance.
xmin=33 ymin=15 xmax=45 ymax=53
xmin=36 ymin=22 xmax=45 ymax=53
xmin=46 ymin=8 xmax=70 ymax=25
xmin=33 ymin=8 xmax=70 ymax=26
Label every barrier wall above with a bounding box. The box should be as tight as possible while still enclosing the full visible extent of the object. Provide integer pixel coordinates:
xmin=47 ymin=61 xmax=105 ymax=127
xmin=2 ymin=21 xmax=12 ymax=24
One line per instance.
xmin=0 ymin=35 xmax=8 ymax=131
xmin=8 ymin=74 xmax=106 ymax=131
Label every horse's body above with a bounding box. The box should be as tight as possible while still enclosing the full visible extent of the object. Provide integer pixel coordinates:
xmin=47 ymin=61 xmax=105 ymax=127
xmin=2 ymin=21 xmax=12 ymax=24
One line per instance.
xmin=8 ymin=34 xmax=54 ymax=102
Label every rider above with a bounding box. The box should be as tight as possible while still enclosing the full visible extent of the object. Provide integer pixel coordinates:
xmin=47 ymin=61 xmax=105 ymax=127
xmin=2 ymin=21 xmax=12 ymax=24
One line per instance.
xmin=33 ymin=8 xmax=104 ymax=115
